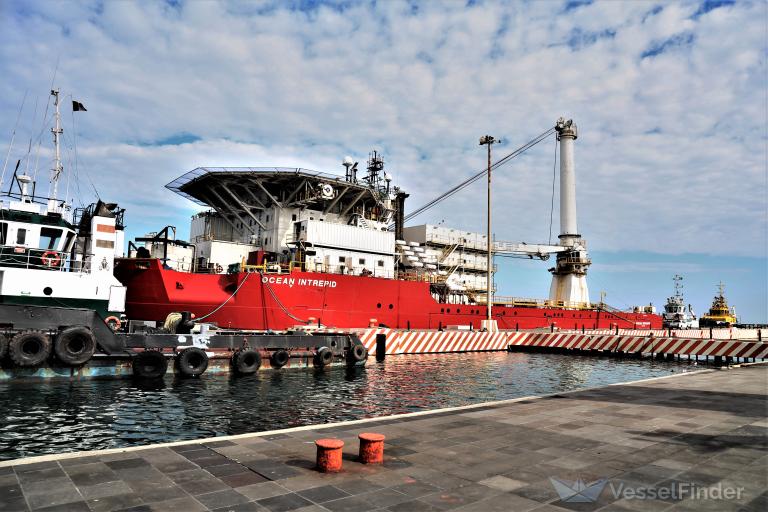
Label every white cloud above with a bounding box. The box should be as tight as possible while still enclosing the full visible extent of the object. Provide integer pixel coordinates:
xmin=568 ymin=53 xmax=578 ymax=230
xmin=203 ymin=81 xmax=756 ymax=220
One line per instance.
xmin=0 ymin=0 xmax=764 ymax=257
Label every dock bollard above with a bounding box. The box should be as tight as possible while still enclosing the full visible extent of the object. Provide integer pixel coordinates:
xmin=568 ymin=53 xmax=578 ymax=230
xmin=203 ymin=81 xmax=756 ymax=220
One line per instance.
xmin=376 ymin=334 xmax=386 ymax=361
xmin=315 ymin=439 xmax=344 ymax=472
xmin=358 ymin=433 xmax=385 ymax=464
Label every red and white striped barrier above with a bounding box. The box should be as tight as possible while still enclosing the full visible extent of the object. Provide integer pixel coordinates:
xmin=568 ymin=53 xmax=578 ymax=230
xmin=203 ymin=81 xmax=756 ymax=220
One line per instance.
xmin=356 ymin=329 xmax=768 ymax=359
xmin=510 ymin=333 xmax=768 ymax=359
xmin=357 ymin=329 xmax=508 ymax=355
xmin=559 ymin=328 xmax=760 ymax=340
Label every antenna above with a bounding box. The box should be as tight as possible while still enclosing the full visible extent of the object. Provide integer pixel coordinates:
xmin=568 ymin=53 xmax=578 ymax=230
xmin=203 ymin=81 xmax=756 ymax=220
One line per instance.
xmin=342 ymin=156 xmax=358 ymax=182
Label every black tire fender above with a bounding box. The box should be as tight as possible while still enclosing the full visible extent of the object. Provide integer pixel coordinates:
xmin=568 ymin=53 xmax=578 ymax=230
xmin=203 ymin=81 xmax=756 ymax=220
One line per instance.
xmin=54 ymin=327 xmax=96 ymax=366
xmin=313 ymin=347 xmax=333 ymax=367
xmin=270 ymin=349 xmax=290 ymax=369
xmin=176 ymin=347 xmax=209 ymax=378
xmin=233 ymin=349 xmax=261 ymax=375
xmin=132 ymin=350 xmax=168 ymax=379
xmin=0 ymin=333 xmax=8 ymax=359
xmin=347 ymin=344 xmax=368 ymax=364
xmin=9 ymin=331 xmax=51 ymax=367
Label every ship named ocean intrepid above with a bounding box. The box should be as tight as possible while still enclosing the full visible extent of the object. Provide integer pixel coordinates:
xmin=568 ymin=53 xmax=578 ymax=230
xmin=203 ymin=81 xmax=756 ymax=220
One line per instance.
xmin=115 ymin=119 xmax=662 ymax=331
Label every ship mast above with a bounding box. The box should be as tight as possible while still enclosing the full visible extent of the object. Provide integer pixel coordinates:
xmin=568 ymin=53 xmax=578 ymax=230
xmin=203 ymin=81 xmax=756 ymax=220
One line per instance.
xmin=49 ymin=89 xmax=63 ymax=212
xmin=673 ymin=274 xmax=683 ymax=298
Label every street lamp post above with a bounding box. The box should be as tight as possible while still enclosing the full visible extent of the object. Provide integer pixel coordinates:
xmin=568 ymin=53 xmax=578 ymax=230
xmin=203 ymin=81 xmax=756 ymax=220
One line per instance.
xmin=479 ymin=135 xmax=497 ymax=324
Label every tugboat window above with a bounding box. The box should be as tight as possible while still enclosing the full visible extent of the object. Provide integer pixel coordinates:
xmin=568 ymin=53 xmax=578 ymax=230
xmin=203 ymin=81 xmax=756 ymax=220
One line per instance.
xmin=39 ymin=228 xmax=63 ymax=250
xmin=0 ymin=222 xmax=6 ymax=244
xmin=16 ymin=228 xmax=26 ymax=245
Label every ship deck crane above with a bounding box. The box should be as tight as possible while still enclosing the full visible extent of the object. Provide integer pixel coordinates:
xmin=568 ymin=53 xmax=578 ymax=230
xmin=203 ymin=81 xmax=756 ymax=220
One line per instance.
xmin=400 ymin=118 xmax=591 ymax=305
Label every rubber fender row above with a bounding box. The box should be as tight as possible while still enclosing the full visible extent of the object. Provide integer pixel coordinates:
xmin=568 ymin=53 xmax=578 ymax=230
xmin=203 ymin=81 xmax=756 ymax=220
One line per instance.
xmin=132 ymin=344 xmax=369 ymax=379
xmin=0 ymin=328 xmax=97 ymax=368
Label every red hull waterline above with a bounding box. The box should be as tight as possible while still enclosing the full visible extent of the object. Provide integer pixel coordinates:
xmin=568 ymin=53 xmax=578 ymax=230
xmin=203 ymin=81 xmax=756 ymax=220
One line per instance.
xmin=115 ymin=259 xmax=662 ymax=331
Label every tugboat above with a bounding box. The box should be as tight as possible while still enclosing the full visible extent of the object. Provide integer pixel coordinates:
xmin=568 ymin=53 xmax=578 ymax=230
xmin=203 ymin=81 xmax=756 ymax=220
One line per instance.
xmin=700 ymin=282 xmax=738 ymax=328
xmin=0 ymin=89 xmax=127 ymax=322
xmin=661 ymin=275 xmax=698 ymax=329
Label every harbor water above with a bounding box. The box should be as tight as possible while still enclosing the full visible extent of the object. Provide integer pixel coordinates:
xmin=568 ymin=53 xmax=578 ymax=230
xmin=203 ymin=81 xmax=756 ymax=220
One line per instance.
xmin=0 ymin=352 xmax=696 ymax=461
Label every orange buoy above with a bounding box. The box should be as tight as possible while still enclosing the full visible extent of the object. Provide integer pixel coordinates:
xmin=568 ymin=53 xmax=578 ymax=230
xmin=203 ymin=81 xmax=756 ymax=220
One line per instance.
xmin=315 ymin=439 xmax=344 ymax=472
xmin=358 ymin=432 xmax=385 ymax=464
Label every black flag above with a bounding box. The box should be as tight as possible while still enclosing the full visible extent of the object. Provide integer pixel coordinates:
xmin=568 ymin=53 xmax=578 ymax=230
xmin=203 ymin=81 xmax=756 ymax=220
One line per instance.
xmin=72 ymin=100 xmax=87 ymax=112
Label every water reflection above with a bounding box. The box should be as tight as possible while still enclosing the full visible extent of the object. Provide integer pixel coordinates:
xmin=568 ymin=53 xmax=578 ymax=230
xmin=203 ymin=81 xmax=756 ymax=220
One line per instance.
xmin=0 ymin=352 xmax=692 ymax=460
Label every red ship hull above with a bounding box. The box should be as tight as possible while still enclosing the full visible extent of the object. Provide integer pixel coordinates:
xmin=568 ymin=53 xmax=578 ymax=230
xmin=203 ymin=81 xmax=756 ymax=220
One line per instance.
xmin=115 ymin=259 xmax=662 ymax=331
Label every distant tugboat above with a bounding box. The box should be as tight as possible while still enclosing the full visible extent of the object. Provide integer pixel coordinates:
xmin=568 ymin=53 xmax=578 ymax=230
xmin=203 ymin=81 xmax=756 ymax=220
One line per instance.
xmin=699 ymin=282 xmax=738 ymax=328
xmin=662 ymin=275 xmax=698 ymax=329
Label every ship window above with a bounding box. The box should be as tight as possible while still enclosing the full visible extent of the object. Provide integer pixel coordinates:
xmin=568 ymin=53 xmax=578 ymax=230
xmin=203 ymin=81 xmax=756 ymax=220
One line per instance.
xmin=0 ymin=222 xmax=6 ymax=244
xmin=378 ymin=260 xmax=384 ymax=267
xmin=339 ymin=256 xmax=345 ymax=263
xmin=266 ymin=215 xmax=270 ymax=222
xmin=359 ymin=258 xmax=366 ymax=265
xmin=16 ymin=228 xmax=26 ymax=245
xmin=377 ymin=303 xmax=381 ymax=308
xmin=292 ymin=214 xmax=297 ymax=221
xmin=39 ymin=227 xmax=63 ymax=250
xmin=389 ymin=304 xmax=393 ymax=309
xmin=441 ymin=308 xmax=444 ymax=313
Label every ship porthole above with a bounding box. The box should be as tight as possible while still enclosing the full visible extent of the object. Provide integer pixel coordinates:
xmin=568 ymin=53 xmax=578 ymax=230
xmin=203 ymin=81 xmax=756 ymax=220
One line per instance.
xmin=388 ymin=304 xmax=393 ymax=309
xmin=377 ymin=303 xmax=382 ymax=308
xmin=43 ymin=287 xmax=53 ymax=296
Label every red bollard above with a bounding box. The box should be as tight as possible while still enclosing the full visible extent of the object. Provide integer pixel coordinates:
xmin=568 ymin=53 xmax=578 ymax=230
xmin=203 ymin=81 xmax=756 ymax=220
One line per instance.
xmin=358 ymin=432 xmax=385 ymax=464
xmin=315 ymin=439 xmax=344 ymax=472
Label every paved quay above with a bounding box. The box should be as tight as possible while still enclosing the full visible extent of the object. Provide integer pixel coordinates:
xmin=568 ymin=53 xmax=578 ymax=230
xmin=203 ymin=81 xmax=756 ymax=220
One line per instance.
xmin=1 ymin=364 xmax=766 ymax=512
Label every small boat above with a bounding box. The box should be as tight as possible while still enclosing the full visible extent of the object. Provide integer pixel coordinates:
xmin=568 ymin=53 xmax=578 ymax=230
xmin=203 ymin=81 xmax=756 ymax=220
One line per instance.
xmin=662 ymin=275 xmax=698 ymax=329
xmin=699 ymin=282 xmax=738 ymax=328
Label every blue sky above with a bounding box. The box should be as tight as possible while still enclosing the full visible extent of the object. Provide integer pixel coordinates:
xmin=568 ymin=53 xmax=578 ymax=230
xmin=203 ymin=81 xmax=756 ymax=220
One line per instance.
xmin=0 ymin=0 xmax=765 ymax=321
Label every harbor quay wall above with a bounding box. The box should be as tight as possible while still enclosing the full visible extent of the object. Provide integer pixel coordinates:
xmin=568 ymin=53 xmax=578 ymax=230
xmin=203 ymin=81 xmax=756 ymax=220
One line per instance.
xmin=356 ymin=328 xmax=768 ymax=359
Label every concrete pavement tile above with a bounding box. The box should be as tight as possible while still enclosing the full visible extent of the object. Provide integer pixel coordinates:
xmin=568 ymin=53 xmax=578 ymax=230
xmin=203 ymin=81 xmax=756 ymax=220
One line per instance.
xmin=451 ymin=493 xmax=541 ymax=512
xmin=297 ymin=485 xmax=349 ymax=503
xmin=195 ymin=489 xmax=251 ymax=509
xmin=478 ymin=475 xmax=527 ymax=492
xmin=87 ymin=492 xmax=144 ymax=512
xmin=238 ymin=481 xmax=293 ymax=501
xmin=78 ymin=479 xmax=133 ymax=499
xmin=257 ymin=492 xmax=314 ymax=512
xmin=25 ymin=486 xmax=83 ymax=510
